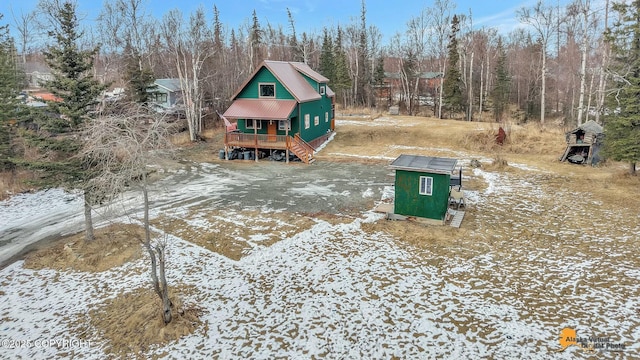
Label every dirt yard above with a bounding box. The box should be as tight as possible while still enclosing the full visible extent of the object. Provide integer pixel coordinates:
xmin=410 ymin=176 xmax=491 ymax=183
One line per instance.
xmin=1 ymin=115 xmax=638 ymax=359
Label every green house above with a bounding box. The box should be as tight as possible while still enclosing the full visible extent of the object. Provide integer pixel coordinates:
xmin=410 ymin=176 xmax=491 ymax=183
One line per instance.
xmin=222 ymin=60 xmax=335 ymax=163
xmin=390 ymin=155 xmax=458 ymax=220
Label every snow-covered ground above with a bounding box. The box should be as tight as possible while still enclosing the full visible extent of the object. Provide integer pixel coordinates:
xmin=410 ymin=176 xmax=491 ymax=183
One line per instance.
xmin=1 ymin=159 xmax=639 ymax=359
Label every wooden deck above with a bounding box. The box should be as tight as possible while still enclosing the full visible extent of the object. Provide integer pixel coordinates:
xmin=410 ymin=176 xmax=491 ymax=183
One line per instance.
xmin=224 ymin=132 xmax=316 ymax=164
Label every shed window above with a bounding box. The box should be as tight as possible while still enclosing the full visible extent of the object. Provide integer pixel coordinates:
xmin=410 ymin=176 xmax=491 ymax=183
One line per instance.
xmin=325 ymin=112 xmax=329 ymax=123
xmin=259 ymin=83 xmax=275 ymax=98
xmin=304 ymin=114 xmax=310 ymax=129
xmin=314 ymin=115 xmax=319 ymax=126
xmin=278 ymin=119 xmax=291 ymax=131
xmin=320 ymin=85 xmax=326 ymax=95
xmin=246 ymin=119 xmax=262 ymax=129
xmin=419 ymin=176 xmax=433 ymax=196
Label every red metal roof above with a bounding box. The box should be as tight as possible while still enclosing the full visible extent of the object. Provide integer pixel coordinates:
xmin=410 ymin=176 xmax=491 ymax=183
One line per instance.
xmin=223 ymin=99 xmax=297 ymax=120
xmin=289 ymin=62 xmax=329 ymax=83
xmin=230 ymin=60 xmax=332 ymax=103
xmin=264 ymin=61 xmax=321 ymax=102
xmin=325 ymin=85 xmax=335 ymax=98
xmin=31 ymin=92 xmax=63 ymax=102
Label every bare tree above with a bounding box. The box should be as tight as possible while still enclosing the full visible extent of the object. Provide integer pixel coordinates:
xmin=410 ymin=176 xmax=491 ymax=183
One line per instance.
xmin=595 ymin=0 xmax=610 ymax=124
xmin=97 ymin=0 xmax=156 ymax=80
xmin=80 ymin=104 xmax=176 ymax=324
xmin=427 ymin=0 xmax=455 ymax=119
xmin=567 ymin=0 xmax=599 ymax=125
xmin=10 ymin=7 xmax=37 ymax=63
xmin=405 ymin=8 xmax=431 ymax=115
xmin=161 ymin=7 xmax=214 ymax=142
xmin=519 ymin=0 xmax=558 ymax=125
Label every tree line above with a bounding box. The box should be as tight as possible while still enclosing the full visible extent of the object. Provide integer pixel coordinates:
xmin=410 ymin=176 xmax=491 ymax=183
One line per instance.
xmin=0 ymin=0 xmax=631 ymax=123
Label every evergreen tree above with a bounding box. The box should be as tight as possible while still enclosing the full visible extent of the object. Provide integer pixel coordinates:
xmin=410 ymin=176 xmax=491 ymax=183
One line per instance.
xmin=22 ymin=1 xmax=106 ymax=241
xmin=491 ymin=37 xmax=510 ymax=122
xmin=356 ymin=0 xmax=369 ymax=105
xmin=604 ymin=0 xmax=640 ymax=175
xmin=0 ymin=14 xmax=24 ymax=171
xmin=250 ymin=9 xmax=263 ymax=71
xmin=319 ymin=28 xmax=336 ymax=82
xmin=287 ymin=8 xmax=303 ymax=63
xmin=122 ymin=39 xmax=155 ymax=104
xmin=213 ymin=5 xmax=223 ymax=55
xmin=334 ymin=26 xmax=352 ymax=105
xmin=443 ymin=14 xmax=464 ymax=117
xmin=374 ymin=54 xmax=385 ymax=85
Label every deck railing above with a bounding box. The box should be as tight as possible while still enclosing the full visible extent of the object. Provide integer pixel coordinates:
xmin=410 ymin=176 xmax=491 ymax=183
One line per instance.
xmin=224 ymin=132 xmax=317 ymax=163
xmin=224 ymin=132 xmax=288 ymax=149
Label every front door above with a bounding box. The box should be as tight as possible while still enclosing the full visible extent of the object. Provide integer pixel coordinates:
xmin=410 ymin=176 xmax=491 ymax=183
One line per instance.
xmin=268 ymin=121 xmax=277 ymax=141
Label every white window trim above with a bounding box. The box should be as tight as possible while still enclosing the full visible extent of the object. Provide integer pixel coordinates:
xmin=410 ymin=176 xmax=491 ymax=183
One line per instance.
xmin=320 ymin=85 xmax=326 ymax=95
xmin=246 ymin=119 xmax=262 ymax=129
xmin=304 ymin=114 xmax=310 ymax=129
xmin=278 ymin=119 xmax=291 ymax=131
xmin=314 ymin=115 xmax=319 ymax=126
xmin=258 ymin=82 xmax=276 ymax=98
xmin=325 ymin=112 xmax=329 ymax=123
xmin=419 ymin=176 xmax=433 ymax=196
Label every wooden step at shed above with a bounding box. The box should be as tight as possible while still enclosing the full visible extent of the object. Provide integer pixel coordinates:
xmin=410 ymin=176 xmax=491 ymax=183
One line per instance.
xmin=449 ymin=210 xmax=465 ymax=228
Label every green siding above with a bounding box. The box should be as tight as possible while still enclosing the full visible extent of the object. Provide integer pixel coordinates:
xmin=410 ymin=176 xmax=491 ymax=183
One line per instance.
xmin=394 ymin=170 xmax=450 ymax=220
xmin=238 ymin=119 xmax=268 ymax=134
xmin=237 ymin=116 xmax=300 ymax=136
xmin=298 ymin=97 xmax=333 ymax=142
xmin=300 ymin=73 xmax=321 ymax=92
xmin=237 ymin=67 xmax=295 ymax=100
xmin=233 ymin=65 xmax=333 ymax=142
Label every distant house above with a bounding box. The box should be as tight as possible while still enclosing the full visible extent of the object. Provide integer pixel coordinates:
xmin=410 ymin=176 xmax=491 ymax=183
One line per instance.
xmin=222 ymin=60 xmax=335 ymax=164
xmin=381 ymin=71 xmax=443 ymax=101
xmin=390 ymin=155 xmax=458 ymax=220
xmin=22 ymin=61 xmax=53 ymax=89
xmin=30 ymin=92 xmax=62 ymax=103
xmin=148 ymin=78 xmax=184 ymax=115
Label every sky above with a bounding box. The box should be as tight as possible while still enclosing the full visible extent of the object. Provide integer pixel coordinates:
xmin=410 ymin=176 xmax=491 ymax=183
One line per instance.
xmin=0 ymin=0 xmax=599 ymax=44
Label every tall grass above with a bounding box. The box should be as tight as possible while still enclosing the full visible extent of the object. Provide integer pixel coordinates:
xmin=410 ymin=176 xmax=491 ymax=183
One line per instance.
xmin=0 ymin=170 xmax=37 ymax=201
xmin=456 ymin=122 xmax=565 ymax=155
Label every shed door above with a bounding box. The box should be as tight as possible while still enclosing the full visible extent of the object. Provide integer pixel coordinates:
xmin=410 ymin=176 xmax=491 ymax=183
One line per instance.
xmin=268 ymin=121 xmax=277 ymax=141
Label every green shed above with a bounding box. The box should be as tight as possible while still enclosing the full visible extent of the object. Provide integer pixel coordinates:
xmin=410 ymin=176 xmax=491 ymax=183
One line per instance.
xmin=390 ymin=155 xmax=458 ymax=220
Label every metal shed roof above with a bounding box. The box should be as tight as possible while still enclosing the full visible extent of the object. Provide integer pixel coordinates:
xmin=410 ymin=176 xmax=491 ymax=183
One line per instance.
xmin=567 ymin=120 xmax=603 ymax=134
xmin=154 ymin=78 xmax=182 ymax=92
xmin=389 ymin=155 xmax=457 ymax=174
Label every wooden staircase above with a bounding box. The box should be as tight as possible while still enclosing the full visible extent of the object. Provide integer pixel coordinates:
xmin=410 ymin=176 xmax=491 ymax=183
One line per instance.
xmin=288 ymin=134 xmax=315 ymax=164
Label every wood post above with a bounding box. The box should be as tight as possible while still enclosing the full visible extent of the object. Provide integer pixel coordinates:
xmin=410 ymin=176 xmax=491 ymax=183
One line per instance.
xmin=285 ymin=122 xmax=289 ymax=164
xmin=254 ymin=120 xmax=258 ymax=162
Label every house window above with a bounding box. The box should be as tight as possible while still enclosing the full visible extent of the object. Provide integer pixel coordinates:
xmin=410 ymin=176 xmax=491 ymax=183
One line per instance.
xmin=419 ymin=176 xmax=433 ymax=196
xmin=278 ymin=119 xmax=291 ymax=131
xmin=320 ymin=85 xmax=326 ymax=95
xmin=246 ymin=119 xmax=262 ymax=129
xmin=154 ymin=93 xmax=167 ymax=103
xmin=325 ymin=112 xmax=329 ymax=123
xmin=259 ymin=83 xmax=275 ymax=98
xmin=304 ymin=114 xmax=310 ymax=129
xmin=314 ymin=115 xmax=319 ymax=126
